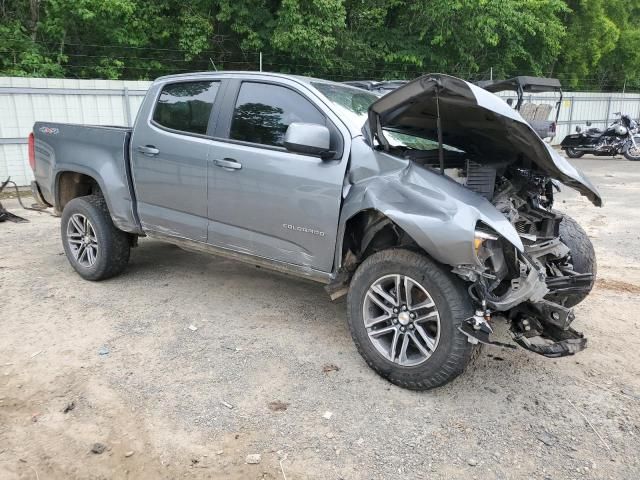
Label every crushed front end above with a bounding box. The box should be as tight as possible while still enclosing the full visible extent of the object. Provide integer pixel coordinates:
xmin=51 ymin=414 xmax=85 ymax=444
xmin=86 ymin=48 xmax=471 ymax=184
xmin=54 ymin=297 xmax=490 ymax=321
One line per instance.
xmin=455 ymin=166 xmax=591 ymax=357
xmin=365 ymin=73 xmax=602 ymax=359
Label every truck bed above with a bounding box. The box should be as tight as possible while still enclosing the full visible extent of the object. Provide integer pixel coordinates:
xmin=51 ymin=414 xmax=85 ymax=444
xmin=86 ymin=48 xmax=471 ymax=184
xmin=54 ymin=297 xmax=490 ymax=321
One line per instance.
xmin=32 ymin=122 xmax=141 ymax=233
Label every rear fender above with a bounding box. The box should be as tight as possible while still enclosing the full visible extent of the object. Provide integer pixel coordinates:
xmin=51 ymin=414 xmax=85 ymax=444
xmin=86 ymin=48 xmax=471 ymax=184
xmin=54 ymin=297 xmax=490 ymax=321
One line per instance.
xmin=54 ymin=164 xmax=141 ymax=234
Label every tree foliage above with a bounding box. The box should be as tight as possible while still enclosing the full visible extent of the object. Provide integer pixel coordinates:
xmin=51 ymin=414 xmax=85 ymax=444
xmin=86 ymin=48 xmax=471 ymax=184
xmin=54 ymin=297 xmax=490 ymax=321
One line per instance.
xmin=1 ymin=0 xmax=639 ymax=90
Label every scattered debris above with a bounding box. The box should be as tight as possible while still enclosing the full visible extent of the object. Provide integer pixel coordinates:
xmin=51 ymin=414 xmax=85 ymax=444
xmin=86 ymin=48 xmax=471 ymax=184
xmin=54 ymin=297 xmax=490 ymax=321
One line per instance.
xmin=537 ymin=433 xmax=555 ymax=446
xmin=98 ymin=346 xmax=110 ymax=356
xmin=326 ymin=432 xmax=334 ymax=439
xmin=31 ymin=412 xmax=40 ymax=423
xmin=91 ymin=443 xmax=107 ymax=454
xmin=29 ymin=465 xmax=40 ymax=480
xmin=279 ymin=454 xmax=288 ymax=480
xmin=356 ymin=438 xmax=364 ymax=446
xmin=62 ymin=401 xmax=76 ymax=413
xmin=188 ymin=324 xmax=198 ymax=331
xmin=322 ymin=364 xmax=340 ymax=373
xmin=322 ymin=411 xmax=333 ymax=420
xmin=216 ymin=450 xmax=224 ymax=455
xmin=246 ymin=453 xmax=261 ymax=464
xmin=125 ymin=450 xmax=134 ymax=457
xmin=268 ymin=400 xmax=289 ymax=412
xmin=567 ymin=399 xmax=610 ymax=451
xmin=220 ymin=400 xmax=234 ymax=409
xmin=30 ymin=350 xmax=42 ymax=359
xmin=467 ymin=458 xmax=478 ymax=466
xmin=581 ymin=377 xmax=639 ymax=401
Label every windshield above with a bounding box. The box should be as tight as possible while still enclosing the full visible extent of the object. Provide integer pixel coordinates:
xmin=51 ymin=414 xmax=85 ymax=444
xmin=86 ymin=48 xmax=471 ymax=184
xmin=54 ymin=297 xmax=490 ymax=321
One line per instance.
xmin=312 ymin=81 xmax=455 ymax=152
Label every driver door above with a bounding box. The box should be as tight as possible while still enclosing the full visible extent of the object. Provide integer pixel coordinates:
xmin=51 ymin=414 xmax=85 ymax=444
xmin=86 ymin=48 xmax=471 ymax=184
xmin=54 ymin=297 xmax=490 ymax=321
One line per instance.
xmin=206 ymin=80 xmax=347 ymax=272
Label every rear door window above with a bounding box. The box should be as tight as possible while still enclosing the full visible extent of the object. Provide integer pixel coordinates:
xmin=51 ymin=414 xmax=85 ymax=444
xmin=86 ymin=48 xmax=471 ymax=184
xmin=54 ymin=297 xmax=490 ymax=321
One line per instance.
xmin=153 ymin=81 xmax=220 ymax=135
xmin=229 ymin=82 xmax=325 ymax=147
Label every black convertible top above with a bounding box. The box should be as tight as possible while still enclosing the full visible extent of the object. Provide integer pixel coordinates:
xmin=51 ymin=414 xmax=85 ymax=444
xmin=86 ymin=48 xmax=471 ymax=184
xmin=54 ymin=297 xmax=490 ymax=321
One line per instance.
xmin=477 ymin=76 xmax=562 ymax=94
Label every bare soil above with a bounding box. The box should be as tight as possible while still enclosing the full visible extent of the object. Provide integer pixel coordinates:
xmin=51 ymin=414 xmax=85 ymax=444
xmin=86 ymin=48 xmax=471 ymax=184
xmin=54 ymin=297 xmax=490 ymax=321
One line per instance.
xmin=1 ymin=156 xmax=639 ymax=479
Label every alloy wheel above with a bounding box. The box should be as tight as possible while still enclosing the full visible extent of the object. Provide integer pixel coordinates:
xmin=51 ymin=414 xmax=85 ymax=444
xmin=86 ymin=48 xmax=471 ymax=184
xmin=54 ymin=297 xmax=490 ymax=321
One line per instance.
xmin=362 ymin=274 xmax=441 ymax=366
xmin=66 ymin=213 xmax=99 ymax=267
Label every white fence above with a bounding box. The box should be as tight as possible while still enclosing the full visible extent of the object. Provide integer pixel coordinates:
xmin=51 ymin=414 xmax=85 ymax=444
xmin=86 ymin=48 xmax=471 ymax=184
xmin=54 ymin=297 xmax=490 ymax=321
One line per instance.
xmin=2 ymin=76 xmax=640 ymax=186
xmin=0 ymin=77 xmax=151 ymax=186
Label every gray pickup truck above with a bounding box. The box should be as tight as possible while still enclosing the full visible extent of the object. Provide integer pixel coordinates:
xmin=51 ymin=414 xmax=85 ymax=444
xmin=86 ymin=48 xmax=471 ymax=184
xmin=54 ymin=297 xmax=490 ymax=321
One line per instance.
xmin=30 ymin=72 xmax=601 ymax=390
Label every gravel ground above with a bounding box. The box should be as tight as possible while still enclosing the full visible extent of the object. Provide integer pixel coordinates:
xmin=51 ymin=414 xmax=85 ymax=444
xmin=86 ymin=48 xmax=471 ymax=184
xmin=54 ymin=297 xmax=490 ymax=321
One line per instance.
xmin=1 ymin=156 xmax=640 ymax=480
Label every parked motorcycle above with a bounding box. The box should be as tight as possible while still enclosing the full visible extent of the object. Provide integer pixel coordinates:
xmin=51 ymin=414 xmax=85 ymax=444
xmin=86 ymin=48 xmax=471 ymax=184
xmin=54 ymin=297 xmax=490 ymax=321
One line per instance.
xmin=560 ymin=112 xmax=640 ymax=160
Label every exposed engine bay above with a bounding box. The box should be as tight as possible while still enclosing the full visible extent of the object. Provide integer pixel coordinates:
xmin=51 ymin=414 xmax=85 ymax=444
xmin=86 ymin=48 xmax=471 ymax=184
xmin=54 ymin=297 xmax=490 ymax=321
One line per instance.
xmin=402 ymin=148 xmax=592 ymax=358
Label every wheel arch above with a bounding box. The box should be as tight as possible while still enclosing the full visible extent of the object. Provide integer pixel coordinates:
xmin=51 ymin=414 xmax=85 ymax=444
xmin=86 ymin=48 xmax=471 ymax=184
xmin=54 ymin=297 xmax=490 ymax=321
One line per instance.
xmin=54 ymin=167 xmax=142 ymax=235
xmin=55 ymin=170 xmax=104 ymax=212
xmin=336 ymin=208 xmax=420 ymax=273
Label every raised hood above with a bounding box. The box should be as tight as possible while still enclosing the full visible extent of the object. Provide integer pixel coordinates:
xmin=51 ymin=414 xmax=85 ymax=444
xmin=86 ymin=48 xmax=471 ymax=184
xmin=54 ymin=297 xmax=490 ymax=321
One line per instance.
xmin=367 ymin=74 xmax=602 ymax=206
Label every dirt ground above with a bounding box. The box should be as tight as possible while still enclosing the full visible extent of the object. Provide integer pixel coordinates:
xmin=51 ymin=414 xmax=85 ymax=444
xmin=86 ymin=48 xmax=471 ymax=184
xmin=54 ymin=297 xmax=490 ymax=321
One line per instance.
xmin=1 ymin=156 xmax=640 ymax=480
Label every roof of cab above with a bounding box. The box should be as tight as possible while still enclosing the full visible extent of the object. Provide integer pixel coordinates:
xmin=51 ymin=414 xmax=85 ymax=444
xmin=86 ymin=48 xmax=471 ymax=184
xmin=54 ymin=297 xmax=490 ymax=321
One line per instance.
xmin=153 ymin=70 xmax=334 ymax=87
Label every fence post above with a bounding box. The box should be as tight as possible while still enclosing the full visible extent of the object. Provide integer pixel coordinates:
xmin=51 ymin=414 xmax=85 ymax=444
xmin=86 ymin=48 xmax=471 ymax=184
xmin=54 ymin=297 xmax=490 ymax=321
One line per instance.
xmin=604 ymin=95 xmax=612 ymax=126
xmin=123 ymin=86 xmax=132 ymax=127
xmin=567 ymin=97 xmax=575 ymax=134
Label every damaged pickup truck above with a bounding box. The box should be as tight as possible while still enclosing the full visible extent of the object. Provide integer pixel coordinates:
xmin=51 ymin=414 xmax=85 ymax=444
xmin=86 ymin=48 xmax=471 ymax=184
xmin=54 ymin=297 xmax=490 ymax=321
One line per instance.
xmin=29 ymin=72 xmax=601 ymax=390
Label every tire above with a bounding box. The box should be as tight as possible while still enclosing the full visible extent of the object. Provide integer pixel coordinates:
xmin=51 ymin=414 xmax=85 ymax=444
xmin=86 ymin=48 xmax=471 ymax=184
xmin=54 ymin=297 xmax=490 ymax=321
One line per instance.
xmin=346 ymin=248 xmax=476 ymax=390
xmin=558 ymin=214 xmax=597 ymax=307
xmin=624 ymin=142 xmax=640 ymax=161
xmin=61 ymin=195 xmax=130 ymax=281
xmin=565 ymin=148 xmax=585 ymax=158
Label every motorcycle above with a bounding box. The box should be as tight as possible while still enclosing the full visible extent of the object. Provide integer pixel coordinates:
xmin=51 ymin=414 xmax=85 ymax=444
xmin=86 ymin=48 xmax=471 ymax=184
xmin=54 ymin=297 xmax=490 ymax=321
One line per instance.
xmin=560 ymin=112 xmax=640 ymax=161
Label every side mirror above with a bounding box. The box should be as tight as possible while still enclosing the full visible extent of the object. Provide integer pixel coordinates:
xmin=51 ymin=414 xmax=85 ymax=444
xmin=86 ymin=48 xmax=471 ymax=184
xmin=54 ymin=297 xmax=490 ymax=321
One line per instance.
xmin=575 ymin=126 xmax=582 ymax=133
xmin=284 ymin=122 xmax=332 ymax=158
xmin=586 ymin=121 xmax=592 ymax=127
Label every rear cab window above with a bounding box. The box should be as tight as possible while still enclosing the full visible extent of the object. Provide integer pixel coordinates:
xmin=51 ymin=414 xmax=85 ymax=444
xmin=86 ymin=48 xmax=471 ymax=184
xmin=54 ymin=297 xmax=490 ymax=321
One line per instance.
xmin=152 ymin=81 xmax=220 ymax=135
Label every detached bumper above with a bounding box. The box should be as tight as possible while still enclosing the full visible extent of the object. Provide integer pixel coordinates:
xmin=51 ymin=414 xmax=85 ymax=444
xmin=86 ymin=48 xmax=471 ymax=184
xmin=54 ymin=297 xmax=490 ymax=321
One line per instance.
xmin=460 ymin=250 xmax=590 ymax=358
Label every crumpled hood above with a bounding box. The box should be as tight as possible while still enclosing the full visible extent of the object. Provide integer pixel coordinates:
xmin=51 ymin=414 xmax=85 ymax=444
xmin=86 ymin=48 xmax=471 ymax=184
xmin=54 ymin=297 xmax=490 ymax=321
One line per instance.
xmin=367 ymin=74 xmax=602 ymax=206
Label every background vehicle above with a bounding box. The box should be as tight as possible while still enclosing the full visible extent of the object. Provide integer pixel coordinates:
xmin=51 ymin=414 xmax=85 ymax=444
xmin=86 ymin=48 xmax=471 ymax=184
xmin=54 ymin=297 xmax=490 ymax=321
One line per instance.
xmin=477 ymin=76 xmax=563 ymax=140
xmin=342 ymin=80 xmax=407 ymax=95
xmin=29 ymin=72 xmax=601 ymax=390
xmin=560 ymin=112 xmax=640 ymax=160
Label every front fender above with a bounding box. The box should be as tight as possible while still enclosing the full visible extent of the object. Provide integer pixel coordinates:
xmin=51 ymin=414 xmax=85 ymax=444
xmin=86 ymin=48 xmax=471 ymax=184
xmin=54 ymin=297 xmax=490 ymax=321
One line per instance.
xmin=337 ymin=160 xmax=522 ymax=269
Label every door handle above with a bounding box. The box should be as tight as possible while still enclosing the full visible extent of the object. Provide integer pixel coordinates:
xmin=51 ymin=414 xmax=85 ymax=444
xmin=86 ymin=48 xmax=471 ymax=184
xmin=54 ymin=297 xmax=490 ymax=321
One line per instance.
xmin=214 ymin=158 xmax=242 ymax=170
xmin=137 ymin=145 xmax=160 ymax=156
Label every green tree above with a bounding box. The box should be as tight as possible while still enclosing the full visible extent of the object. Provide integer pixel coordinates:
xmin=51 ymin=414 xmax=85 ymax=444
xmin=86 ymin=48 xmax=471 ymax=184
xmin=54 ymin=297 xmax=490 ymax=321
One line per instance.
xmin=1 ymin=0 xmax=640 ymax=91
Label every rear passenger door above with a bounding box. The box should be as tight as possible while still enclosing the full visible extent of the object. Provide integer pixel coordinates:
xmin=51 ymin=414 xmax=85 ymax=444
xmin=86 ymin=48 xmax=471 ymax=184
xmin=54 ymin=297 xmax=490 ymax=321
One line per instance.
xmin=206 ymin=80 xmax=347 ymax=272
xmin=131 ymin=80 xmax=222 ymax=242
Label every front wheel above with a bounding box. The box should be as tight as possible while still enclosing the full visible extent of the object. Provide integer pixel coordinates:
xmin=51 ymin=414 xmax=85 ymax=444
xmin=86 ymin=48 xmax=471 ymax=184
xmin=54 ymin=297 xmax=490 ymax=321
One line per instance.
xmin=565 ymin=148 xmax=585 ymax=158
xmin=61 ymin=195 xmax=131 ymax=281
xmin=558 ymin=214 xmax=597 ymax=307
xmin=624 ymin=140 xmax=640 ymax=160
xmin=346 ymin=249 xmax=476 ymax=390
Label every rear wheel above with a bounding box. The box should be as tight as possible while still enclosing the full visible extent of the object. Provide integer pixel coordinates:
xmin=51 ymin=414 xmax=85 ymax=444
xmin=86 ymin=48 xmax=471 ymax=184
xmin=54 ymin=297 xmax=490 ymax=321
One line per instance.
xmin=61 ymin=195 xmax=130 ymax=281
xmin=346 ymin=249 xmax=476 ymax=390
xmin=565 ymin=148 xmax=585 ymax=158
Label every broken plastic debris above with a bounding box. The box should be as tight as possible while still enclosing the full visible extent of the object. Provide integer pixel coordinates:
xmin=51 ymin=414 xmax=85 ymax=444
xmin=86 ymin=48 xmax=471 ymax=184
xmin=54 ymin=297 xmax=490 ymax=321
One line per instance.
xmin=246 ymin=454 xmax=261 ymax=464
xmin=188 ymin=325 xmax=198 ymax=331
xmin=220 ymin=400 xmax=234 ymax=409
xmin=322 ymin=411 xmax=333 ymax=420
xmin=98 ymin=346 xmax=110 ymax=356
